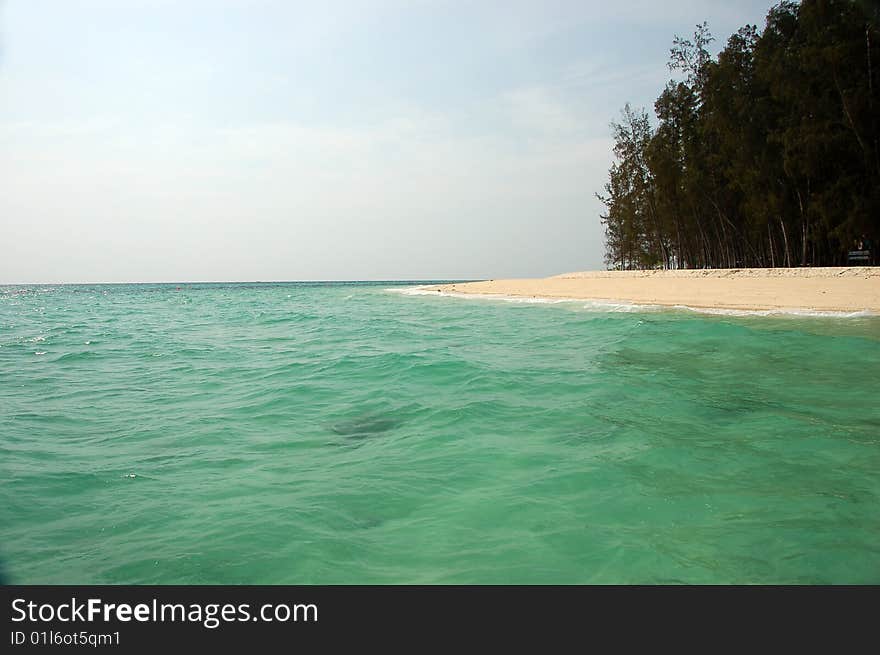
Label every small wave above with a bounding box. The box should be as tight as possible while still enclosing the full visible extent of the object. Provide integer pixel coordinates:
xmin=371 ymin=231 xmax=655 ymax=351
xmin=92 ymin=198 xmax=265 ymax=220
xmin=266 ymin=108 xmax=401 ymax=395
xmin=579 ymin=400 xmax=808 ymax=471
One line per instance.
xmin=387 ymin=286 xmax=579 ymax=304
xmin=671 ymin=305 xmax=877 ymax=318
xmin=390 ymin=287 xmax=666 ymax=312
xmin=578 ymin=300 xmax=667 ymax=313
xmin=55 ymin=351 xmax=98 ymax=363
xmin=390 ymin=286 xmax=877 ymax=318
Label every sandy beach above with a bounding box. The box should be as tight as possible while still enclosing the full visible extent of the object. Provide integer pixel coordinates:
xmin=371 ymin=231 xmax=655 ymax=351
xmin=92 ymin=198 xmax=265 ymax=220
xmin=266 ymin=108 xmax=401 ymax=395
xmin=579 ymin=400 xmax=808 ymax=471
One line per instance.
xmin=424 ymin=267 xmax=880 ymax=314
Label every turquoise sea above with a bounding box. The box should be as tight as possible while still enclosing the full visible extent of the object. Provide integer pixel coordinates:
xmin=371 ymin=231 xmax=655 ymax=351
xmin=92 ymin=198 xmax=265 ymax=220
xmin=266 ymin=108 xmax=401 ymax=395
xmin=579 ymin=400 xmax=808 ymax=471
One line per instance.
xmin=1 ymin=282 xmax=878 ymax=584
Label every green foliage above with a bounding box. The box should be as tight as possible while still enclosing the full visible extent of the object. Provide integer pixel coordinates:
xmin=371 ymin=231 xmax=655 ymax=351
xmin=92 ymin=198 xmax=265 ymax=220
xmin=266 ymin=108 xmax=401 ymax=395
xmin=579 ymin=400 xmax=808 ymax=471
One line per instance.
xmin=599 ymin=0 xmax=880 ymax=268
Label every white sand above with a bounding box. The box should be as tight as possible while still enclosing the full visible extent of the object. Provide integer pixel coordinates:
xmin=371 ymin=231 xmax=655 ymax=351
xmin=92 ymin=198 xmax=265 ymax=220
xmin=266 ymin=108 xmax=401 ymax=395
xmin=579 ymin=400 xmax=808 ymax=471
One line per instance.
xmin=422 ymin=267 xmax=880 ymax=313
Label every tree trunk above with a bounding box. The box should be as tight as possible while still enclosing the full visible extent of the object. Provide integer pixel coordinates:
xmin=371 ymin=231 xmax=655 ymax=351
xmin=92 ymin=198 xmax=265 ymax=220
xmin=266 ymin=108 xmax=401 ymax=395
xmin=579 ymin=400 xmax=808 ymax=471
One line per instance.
xmin=768 ymin=223 xmax=776 ymax=268
xmin=796 ymin=185 xmax=808 ymax=266
xmin=779 ymin=217 xmax=791 ymax=267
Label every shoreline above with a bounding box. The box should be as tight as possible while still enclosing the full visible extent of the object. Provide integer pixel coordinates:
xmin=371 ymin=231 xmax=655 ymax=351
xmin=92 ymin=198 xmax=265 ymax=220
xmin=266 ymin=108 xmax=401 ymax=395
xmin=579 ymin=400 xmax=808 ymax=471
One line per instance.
xmin=418 ymin=267 xmax=880 ymax=314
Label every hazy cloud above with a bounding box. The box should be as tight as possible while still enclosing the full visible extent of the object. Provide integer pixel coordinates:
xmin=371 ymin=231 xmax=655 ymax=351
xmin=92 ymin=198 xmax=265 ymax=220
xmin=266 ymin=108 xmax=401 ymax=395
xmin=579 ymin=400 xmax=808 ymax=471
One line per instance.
xmin=1 ymin=0 xmax=774 ymax=282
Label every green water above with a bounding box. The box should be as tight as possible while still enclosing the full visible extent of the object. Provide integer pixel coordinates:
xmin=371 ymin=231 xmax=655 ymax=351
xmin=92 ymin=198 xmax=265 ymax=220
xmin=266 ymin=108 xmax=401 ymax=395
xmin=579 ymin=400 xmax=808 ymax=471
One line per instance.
xmin=1 ymin=282 xmax=879 ymax=584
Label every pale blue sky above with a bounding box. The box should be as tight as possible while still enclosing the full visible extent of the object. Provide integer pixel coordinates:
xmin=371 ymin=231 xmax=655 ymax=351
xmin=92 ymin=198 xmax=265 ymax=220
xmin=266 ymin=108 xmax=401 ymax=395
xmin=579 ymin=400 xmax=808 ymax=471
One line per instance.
xmin=2 ymin=0 xmax=773 ymax=283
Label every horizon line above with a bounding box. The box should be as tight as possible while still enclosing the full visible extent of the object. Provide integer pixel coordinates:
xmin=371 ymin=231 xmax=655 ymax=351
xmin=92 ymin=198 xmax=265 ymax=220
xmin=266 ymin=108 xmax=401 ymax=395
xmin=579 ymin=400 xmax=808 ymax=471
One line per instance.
xmin=0 ymin=278 xmax=486 ymax=286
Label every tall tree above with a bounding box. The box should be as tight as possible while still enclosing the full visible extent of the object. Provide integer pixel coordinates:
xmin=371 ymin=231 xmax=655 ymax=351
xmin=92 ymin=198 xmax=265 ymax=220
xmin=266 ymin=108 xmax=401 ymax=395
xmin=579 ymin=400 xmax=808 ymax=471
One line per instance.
xmin=599 ymin=0 xmax=880 ymax=269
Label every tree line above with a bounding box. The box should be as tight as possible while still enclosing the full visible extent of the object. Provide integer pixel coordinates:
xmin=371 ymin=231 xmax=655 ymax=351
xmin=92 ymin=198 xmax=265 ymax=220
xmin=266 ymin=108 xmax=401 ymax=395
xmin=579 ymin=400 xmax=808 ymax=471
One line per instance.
xmin=599 ymin=0 xmax=879 ymax=269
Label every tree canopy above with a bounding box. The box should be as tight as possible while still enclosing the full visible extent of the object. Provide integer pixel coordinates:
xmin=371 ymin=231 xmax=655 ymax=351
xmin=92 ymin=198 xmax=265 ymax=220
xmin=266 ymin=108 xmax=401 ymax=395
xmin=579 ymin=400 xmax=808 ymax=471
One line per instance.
xmin=599 ymin=0 xmax=880 ymax=269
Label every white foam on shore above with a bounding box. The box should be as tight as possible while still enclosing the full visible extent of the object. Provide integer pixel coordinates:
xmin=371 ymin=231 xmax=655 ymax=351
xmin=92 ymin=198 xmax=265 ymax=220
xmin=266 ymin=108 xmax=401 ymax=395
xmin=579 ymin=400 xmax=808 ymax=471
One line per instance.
xmin=388 ymin=286 xmax=666 ymax=312
xmin=387 ymin=286 xmax=877 ymax=319
xmin=671 ymin=305 xmax=876 ymax=318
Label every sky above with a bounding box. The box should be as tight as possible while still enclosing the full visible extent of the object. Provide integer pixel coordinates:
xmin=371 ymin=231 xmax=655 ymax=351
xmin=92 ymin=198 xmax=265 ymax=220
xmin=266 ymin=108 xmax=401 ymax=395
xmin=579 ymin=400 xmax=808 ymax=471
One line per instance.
xmin=1 ymin=0 xmax=775 ymax=283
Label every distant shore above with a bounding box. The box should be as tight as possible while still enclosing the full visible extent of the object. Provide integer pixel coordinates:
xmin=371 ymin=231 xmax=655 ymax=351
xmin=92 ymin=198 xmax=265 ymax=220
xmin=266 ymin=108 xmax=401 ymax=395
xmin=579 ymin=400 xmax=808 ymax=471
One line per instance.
xmin=422 ymin=267 xmax=880 ymax=314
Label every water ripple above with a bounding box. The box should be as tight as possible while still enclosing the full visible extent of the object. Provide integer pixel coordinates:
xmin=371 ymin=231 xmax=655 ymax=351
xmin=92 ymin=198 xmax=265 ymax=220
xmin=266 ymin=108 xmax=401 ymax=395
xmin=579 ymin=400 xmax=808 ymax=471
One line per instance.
xmin=1 ymin=282 xmax=879 ymax=583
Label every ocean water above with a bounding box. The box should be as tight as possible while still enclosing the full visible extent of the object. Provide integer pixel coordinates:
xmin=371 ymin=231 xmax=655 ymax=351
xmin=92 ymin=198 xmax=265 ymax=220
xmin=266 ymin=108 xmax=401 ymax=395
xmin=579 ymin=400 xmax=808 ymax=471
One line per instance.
xmin=1 ymin=281 xmax=879 ymax=584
